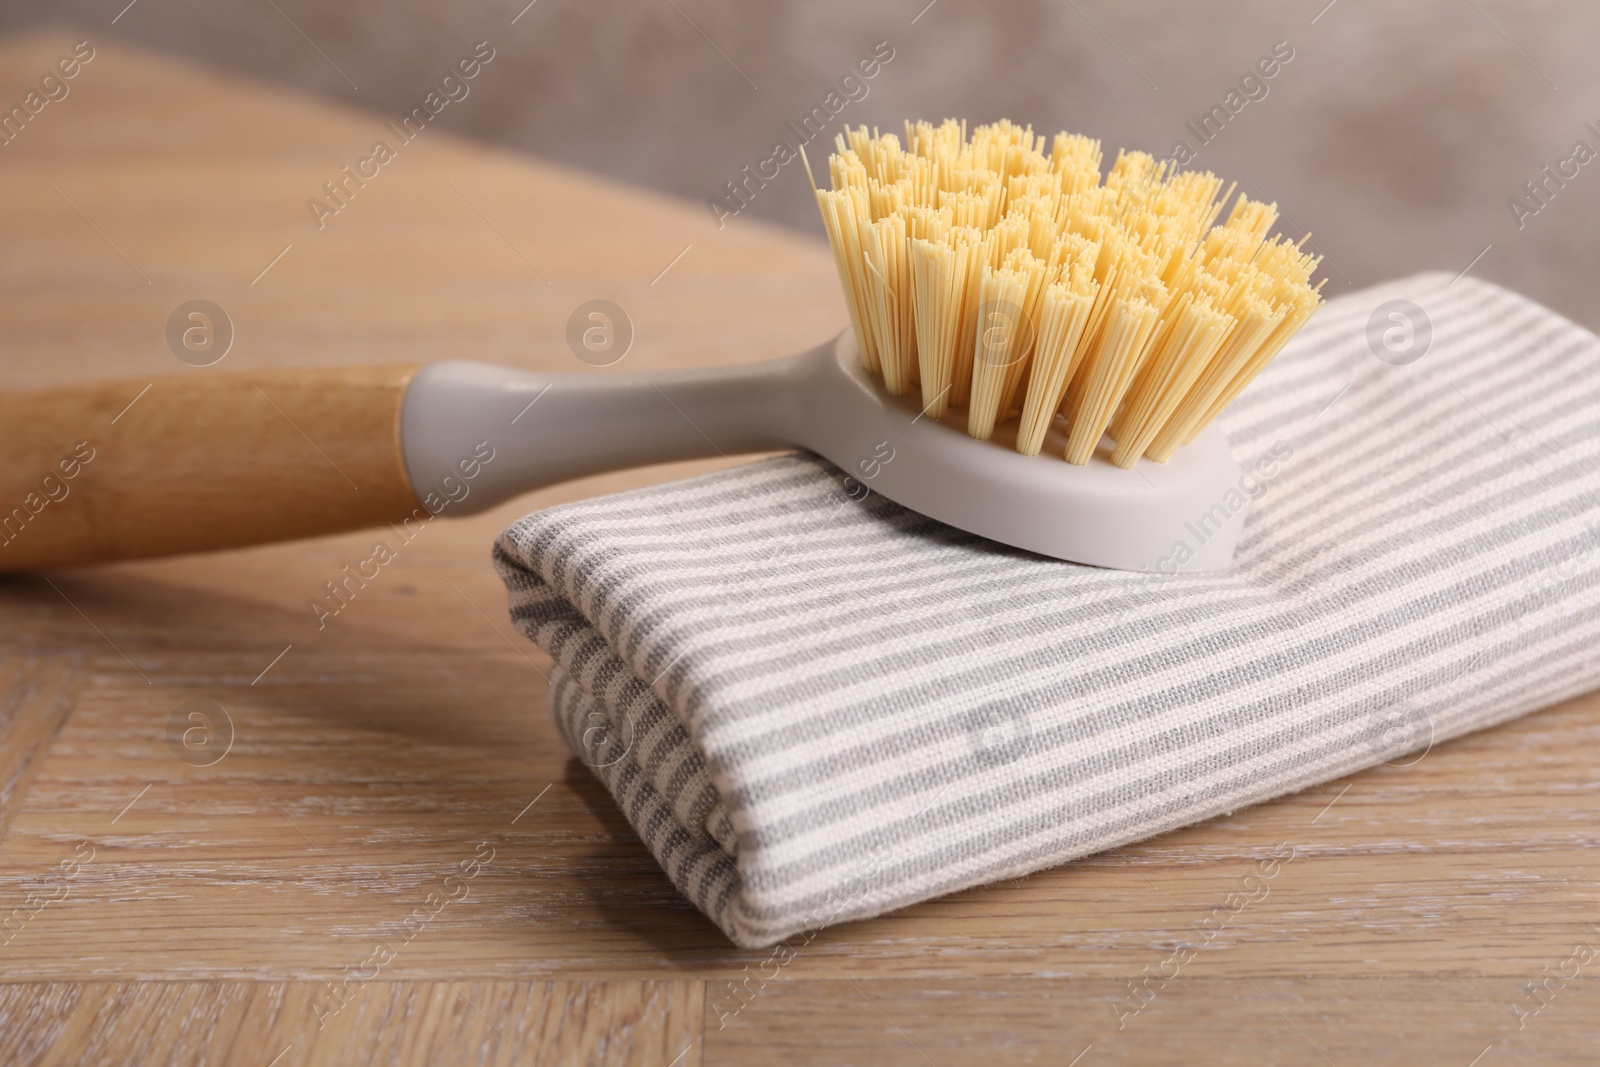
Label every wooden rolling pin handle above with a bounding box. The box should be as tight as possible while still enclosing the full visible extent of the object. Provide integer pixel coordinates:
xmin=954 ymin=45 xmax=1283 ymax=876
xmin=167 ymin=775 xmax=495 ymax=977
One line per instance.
xmin=0 ymin=366 xmax=425 ymax=571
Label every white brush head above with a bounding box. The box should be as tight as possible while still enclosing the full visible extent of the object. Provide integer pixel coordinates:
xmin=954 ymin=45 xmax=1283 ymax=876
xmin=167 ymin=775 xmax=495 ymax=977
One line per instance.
xmin=790 ymin=331 xmax=1248 ymax=571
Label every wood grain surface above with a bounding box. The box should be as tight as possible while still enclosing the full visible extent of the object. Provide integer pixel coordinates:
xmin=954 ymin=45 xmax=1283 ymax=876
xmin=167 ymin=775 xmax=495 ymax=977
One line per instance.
xmin=0 ymin=29 xmax=1596 ymax=1067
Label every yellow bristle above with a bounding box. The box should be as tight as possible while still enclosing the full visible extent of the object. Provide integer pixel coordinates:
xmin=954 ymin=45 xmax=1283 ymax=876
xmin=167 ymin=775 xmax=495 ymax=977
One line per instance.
xmin=1064 ymin=292 xmax=1162 ymax=465
xmin=1016 ymin=263 xmax=1099 ymax=456
xmin=1144 ymin=293 xmax=1286 ymax=462
xmin=812 ymin=119 xmax=1325 ymax=469
xmin=1184 ymin=279 xmax=1324 ymax=442
xmin=1223 ymin=195 xmax=1280 ymax=245
xmin=967 ymin=258 xmax=1040 ymax=440
xmin=1109 ymin=294 xmax=1235 ymax=468
xmin=815 ymin=186 xmax=881 ymax=374
xmin=910 ymin=231 xmax=980 ymax=419
xmin=993 ymin=249 xmax=1055 ymax=423
xmin=861 ymin=212 xmax=918 ymax=395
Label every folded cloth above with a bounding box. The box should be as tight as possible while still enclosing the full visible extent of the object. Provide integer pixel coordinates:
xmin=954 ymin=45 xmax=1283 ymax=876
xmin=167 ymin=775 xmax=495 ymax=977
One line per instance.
xmin=494 ymin=272 xmax=1600 ymax=948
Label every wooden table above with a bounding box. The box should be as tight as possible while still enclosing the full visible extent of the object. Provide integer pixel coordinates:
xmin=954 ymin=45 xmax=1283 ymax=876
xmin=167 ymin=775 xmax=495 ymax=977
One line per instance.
xmin=1 ymin=30 xmax=1597 ymax=1066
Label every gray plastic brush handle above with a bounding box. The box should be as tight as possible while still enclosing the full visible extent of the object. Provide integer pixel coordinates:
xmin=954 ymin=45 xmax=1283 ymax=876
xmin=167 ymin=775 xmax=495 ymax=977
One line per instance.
xmin=399 ymin=353 xmax=810 ymax=513
xmin=400 ymin=333 xmax=1249 ymax=571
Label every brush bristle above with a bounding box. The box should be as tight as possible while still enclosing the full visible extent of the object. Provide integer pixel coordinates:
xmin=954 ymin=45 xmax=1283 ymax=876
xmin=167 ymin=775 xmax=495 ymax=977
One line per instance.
xmin=811 ymin=119 xmax=1325 ymax=469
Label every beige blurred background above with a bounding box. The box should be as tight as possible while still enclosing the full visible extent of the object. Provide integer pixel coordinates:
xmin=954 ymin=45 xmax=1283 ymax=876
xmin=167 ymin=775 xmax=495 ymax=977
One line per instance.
xmin=4 ymin=0 xmax=1598 ymax=329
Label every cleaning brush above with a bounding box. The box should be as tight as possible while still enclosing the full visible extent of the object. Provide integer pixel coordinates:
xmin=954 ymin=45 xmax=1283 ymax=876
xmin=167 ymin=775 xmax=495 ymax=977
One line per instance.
xmin=0 ymin=119 xmax=1325 ymax=575
xmin=809 ymin=119 xmax=1325 ymax=470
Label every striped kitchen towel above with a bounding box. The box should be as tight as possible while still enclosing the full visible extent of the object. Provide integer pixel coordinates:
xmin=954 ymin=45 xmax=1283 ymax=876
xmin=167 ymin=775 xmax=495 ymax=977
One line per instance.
xmin=493 ymin=272 xmax=1600 ymax=948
